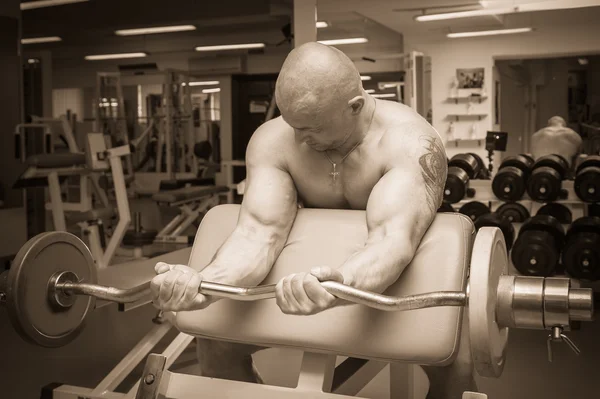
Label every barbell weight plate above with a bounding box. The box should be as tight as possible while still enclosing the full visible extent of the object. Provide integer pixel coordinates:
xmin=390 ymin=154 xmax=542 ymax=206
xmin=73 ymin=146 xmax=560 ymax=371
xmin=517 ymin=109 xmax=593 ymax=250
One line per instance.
xmin=469 ymin=227 xmax=509 ymax=378
xmin=527 ymin=166 xmax=563 ymax=202
xmin=495 ymin=202 xmax=530 ymax=223
xmin=449 ymin=153 xmax=480 ymax=179
xmin=444 ymin=166 xmax=469 ymax=204
xmin=458 ymin=201 xmax=491 ymax=222
xmin=536 ymin=203 xmax=573 ymax=224
xmin=5 ymin=231 xmax=97 ymax=348
xmin=492 ymin=166 xmax=527 ymax=201
xmin=574 ymin=166 xmax=600 ymax=203
xmin=474 ymin=213 xmax=515 ymax=251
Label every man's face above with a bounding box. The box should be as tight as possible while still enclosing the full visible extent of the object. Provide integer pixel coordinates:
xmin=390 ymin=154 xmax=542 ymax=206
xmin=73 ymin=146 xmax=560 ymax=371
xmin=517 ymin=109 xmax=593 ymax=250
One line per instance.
xmin=282 ymin=106 xmax=353 ymax=152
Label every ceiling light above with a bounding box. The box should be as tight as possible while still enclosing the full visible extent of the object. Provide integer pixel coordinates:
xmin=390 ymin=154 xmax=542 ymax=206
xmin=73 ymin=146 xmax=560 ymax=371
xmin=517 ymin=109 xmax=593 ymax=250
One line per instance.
xmin=578 ymin=58 xmax=589 ymax=65
xmin=202 ymin=88 xmax=221 ymax=94
xmin=447 ymin=27 xmax=533 ymax=38
xmin=182 ymin=81 xmax=220 ymax=87
xmin=360 ymin=76 xmax=371 ymax=81
xmin=416 ymin=6 xmax=516 ymax=21
xmin=85 ymin=52 xmax=148 ymax=61
xmin=22 ymin=36 xmax=62 ymax=44
xmin=115 ymin=25 xmax=196 ymax=36
xmin=365 ymin=89 xmax=375 ymax=94
xmin=372 ymin=93 xmax=396 ymax=98
xmin=21 ymin=0 xmax=88 ymax=10
xmin=195 ymin=43 xmax=265 ymax=52
xmin=318 ymin=37 xmax=368 ymax=45
xmin=316 ymin=21 xmax=329 ymax=28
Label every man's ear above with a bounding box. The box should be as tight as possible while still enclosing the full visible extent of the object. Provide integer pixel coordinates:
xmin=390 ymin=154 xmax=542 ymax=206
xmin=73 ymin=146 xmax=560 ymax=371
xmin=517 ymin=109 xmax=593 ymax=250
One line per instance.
xmin=348 ymin=96 xmax=365 ymax=115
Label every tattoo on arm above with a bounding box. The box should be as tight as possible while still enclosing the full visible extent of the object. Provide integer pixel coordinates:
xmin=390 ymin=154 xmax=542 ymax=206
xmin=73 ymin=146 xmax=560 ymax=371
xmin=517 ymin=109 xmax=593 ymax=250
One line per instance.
xmin=418 ymin=136 xmax=447 ymax=214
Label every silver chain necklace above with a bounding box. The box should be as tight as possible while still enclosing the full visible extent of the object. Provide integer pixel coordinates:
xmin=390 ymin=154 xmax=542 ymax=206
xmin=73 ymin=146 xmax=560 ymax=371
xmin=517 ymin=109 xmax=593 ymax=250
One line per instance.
xmin=324 ymin=100 xmax=376 ymax=184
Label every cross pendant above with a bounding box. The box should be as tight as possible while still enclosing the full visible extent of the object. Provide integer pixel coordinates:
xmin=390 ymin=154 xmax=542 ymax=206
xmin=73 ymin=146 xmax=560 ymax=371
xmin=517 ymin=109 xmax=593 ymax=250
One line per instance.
xmin=330 ymin=163 xmax=339 ymax=183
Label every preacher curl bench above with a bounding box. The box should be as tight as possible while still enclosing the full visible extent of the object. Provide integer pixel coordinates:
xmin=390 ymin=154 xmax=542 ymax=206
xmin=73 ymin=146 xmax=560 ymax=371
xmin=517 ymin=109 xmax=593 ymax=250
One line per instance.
xmin=0 ymin=205 xmax=595 ymax=399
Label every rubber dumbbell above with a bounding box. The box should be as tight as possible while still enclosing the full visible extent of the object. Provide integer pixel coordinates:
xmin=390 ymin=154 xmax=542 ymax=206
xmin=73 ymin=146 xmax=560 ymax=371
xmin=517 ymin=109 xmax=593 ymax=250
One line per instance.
xmin=437 ymin=202 xmax=456 ymax=213
xmin=511 ymin=215 xmax=566 ymax=277
xmin=444 ymin=154 xmax=482 ymax=203
xmin=527 ymin=154 xmax=569 ymax=202
xmin=562 ymin=216 xmax=600 ymax=281
xmin=492 ymin=154 xmax=535 ymax=201
xmin=536 ymin=203 xmax=573 ymax=224
xmin=458 ymin=201 xmax=491 ymax=222
xmin=467 ymin=152 xmax=489 ymax=179
xmin=474 ymin=213 xmax=515 ymax=251
xmin=574 ymin=155 xmax=600 ymax=203
xmin=495 ymin=202 xmax=530 ymax=223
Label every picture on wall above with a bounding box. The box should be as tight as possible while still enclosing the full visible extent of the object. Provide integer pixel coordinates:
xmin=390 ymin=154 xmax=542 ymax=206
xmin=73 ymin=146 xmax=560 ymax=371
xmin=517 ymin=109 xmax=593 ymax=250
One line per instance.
xmin=457 ymin=67 xmax=485 ymax=89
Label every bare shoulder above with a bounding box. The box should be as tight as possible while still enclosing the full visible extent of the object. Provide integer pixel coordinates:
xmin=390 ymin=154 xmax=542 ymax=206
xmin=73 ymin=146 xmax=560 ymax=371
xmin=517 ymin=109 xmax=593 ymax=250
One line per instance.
xmin=377 ymin=101 xmax=446 ymax=166
xmin=246 ymin=117 xmax=292 ymax=168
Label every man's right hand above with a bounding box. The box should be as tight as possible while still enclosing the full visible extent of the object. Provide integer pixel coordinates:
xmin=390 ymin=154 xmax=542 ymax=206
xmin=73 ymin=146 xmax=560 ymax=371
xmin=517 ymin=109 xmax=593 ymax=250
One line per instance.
xmin=150 ymin=262 xmax=211 ymax=311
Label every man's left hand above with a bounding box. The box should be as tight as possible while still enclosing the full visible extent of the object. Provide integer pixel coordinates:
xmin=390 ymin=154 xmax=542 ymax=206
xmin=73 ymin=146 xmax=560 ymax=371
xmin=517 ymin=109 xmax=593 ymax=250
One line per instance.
xmin=275 ymin=267 xmax=345 ymax=315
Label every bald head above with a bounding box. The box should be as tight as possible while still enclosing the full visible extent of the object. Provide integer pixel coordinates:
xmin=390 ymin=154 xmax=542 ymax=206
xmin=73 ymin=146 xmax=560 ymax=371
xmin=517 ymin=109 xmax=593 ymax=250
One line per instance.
xmin=548 ymin=116 xmax=567 ymax=127
xmin=275 ymin=42 xmax=363 ymax=119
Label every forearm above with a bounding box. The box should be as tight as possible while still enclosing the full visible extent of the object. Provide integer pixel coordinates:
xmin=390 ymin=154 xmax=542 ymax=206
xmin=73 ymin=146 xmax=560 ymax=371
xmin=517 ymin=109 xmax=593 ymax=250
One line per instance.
xmin=338 ymin=236 xmax=413 ymax=294
xmin=195 ymin=229 xmax=286 ymax=287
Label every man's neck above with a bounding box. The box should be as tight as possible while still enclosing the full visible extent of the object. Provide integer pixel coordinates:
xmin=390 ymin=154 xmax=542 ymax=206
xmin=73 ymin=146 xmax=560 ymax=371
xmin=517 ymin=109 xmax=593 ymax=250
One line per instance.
xmin=332 ymin=96 xmax=377 ymax=156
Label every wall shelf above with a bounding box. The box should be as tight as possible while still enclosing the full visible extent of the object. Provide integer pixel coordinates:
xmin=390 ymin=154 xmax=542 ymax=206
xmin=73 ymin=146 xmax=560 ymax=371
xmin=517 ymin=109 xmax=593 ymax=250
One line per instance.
xmin=447 ymin=114 xmax=488 ymax=121
xmin=448 ymin=95 xmax=487 ymax=104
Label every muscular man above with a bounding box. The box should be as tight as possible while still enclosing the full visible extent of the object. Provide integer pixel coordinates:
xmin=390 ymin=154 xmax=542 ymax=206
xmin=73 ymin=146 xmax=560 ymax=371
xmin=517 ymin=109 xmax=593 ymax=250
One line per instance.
xmin=150 ymin=42 xmax=473 ymax=398
xmin=531 ymin=116 xmax=582 ymax=168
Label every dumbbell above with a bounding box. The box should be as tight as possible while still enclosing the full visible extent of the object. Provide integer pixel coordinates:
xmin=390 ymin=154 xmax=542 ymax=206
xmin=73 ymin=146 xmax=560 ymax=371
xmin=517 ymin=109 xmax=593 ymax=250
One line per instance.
xmin=0 ymin=230 xmax=593 ymax=380
xmin=467 ymin=152 xmax=489 ymax=179
xmin=492 ymin=154 xmax=535 ymax=201
xmin=511 ymin=215 xmax=566 ymax=277
xmin=574 ymin=155 xmax=600 ymax=203
xmin=562 ymin=216 xmax=600 ymax=281
xmin=536 ymin=203 xmax=573 ymax=224
xmin=458 ymin=202 xmax=515 ymax=250
xmin=437 ymin=202 xmax=456 ymax=213
xmin=444 ymin=154 xmax=482 ymax=203
xmin=527 ymin=154 xmax=569 ymax=202
xmin=496 ymin=202 xmax=530 ymax=223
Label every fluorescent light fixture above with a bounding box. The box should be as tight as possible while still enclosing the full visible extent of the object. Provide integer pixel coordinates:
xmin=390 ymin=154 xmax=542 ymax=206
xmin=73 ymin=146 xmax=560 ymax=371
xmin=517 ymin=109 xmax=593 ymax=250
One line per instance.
xmin=372 ymin=93 xmax=396 ymax=98
xmin=202 ymin=88 xmax=221 ymax=94
xmin=360 ymin=76 xmax=371 ymax=81
xmin=21 ymin=0 xmax=88 ymax=10
xmin=195 ymin=43 xmax=265 ymax=52
xmin=578 ymin=58 xmax=589 ymax=65
xmin=318 ymin=37 xmax=368 ymax=45
xmin=416 ymin=6 xmax=516 ymax=21
xmin=365 ymin=89 xmax=375 ymax=94
xmin=85 ymin=52 xmax=148 ymax=61
xmin=316 ymin=21 xmax=329 ymax=28
xmin=22 ymin=36 xmax=62 ymax=44
xmin=182 ymin=81 xmax=220 ymax=87
xmin=447 ymin=27 xmax=532 ymax=38
xmin=115 ymin=25 xmax=196 ymax=36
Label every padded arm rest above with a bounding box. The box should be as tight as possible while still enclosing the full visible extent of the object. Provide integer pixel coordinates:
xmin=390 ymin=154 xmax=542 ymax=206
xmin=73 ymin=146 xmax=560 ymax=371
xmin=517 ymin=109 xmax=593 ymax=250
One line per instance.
xmin=174 ymin=204 xmax=475 ymax=366
xmin=26 ymin=153 xmax=86 ymax=168
xmin=152 ymin=186 xmax=228 ymax=204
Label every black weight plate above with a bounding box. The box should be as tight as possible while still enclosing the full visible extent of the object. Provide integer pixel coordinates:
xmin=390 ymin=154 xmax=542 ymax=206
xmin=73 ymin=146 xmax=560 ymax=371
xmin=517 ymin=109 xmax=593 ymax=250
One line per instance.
xmin=519 ymin=214 xmax=566 ymax=251
xmin=458 ymin=201 xmax=491 ymax=222
xmin=437 ymin=202 xmax=455 ymax=213
xmin=575 ymin=155 xmax=600 ymax=174
xmin=511 ymin=230 xmax=559 ymax=277
xmin=562 ymin=231 xmax=600 ymax=281
xmin=492 ymin=166 xmax=527 ymax=201
xmin=449 ymin=154 xmax=480 ymax=179
xmin=567 ymin=216 xmax=600 ymax=237
xmin=532 ymin=154 xmax=568 ymax=178
xmin=536 ymin=203 xmax=573 ymax=224
xmin=574 ymin=166 xmax=600 ymax=203
xmin=5 ymin=232 xmax=97 ymax=348
xmin=496 ymin=202 xmax=530 ymax=223
xmin=521 ymin=154 xmax=535 ymax=165
xmin=123 ymin=230 xmax=158 ymax=247
xmin=444 ymin=166 xmax=469 ymax=204
xmin=474 ymin=213 xmax=515 ymax=251
xmin=467 ymin=152 xmax=489 ymax=179
xmin=527 ymin=166 xmax=562 ymax=202
xmin=499 ymin=155 xmax=534 ymax=175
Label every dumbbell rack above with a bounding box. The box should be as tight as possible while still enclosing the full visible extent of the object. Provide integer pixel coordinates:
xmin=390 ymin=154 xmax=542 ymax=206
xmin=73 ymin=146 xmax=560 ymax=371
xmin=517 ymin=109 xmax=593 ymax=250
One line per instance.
xmin=445 ymin=179 xmax=599 ymax=295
